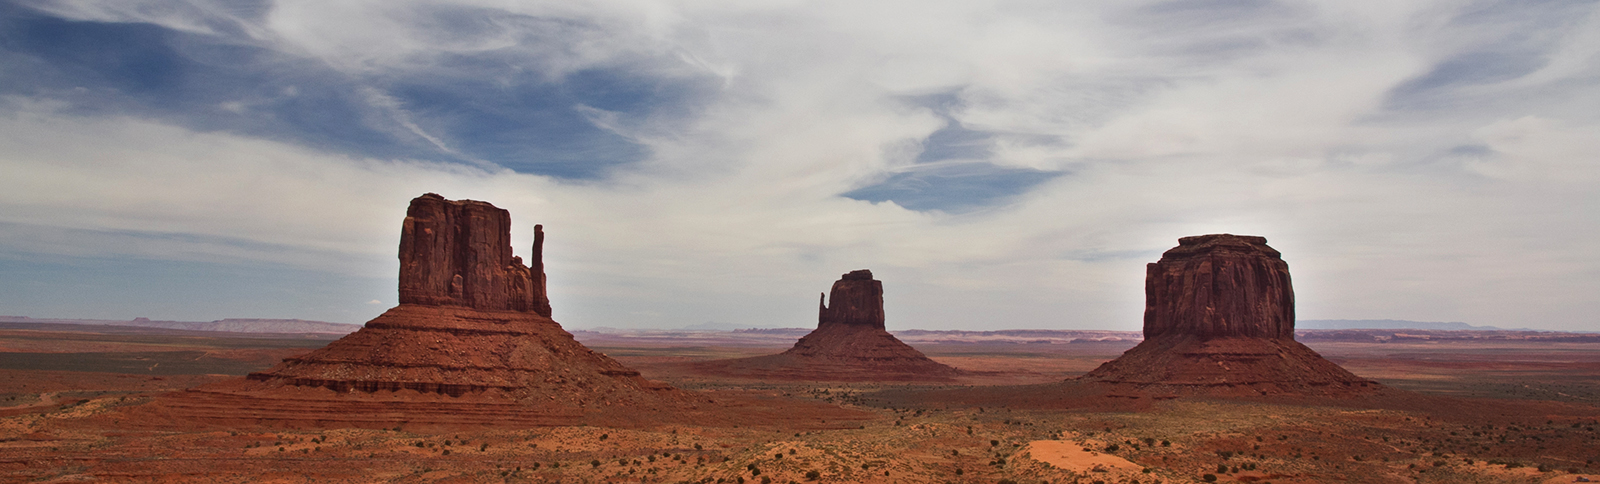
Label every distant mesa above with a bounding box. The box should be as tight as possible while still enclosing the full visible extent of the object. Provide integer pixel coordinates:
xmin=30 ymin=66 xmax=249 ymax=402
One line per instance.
xmin=864 ymin=234 xmax=1377 ymax=410
xmin=0 ymin=315 xmax=358 ymax=335
xmin=130 ymin=193 xmax=711 ymax=429
xmin=1076 ymin=234 xmax=1377 ymax=395
xmin=687 ymin=269 xmax=961 ymax=381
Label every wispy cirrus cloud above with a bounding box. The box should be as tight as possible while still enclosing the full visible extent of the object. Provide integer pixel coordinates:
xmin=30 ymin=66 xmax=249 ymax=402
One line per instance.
xmin=0 ymin=0 xmax=1596 ymax=330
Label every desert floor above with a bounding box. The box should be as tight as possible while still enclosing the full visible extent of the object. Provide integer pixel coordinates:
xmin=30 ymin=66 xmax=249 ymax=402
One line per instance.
xmin=1 ymin=324 xmax=1598 ymax=483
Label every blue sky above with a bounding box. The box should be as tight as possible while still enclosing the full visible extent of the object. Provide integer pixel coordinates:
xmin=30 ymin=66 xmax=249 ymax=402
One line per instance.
xmin=1 ymin=0 xmax=1597 ymax=331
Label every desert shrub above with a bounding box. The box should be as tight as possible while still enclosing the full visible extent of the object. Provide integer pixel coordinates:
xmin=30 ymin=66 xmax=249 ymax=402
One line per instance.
xmin=1107 ymin=444 xmax=1120 ymax=452
xmin=1144 ymin=437 xmax=1156 ymax=446
xmin=695 ymin=443 xmax=703 ymax=450
xmin=998 ymin=480 xmax=1018 ymax=484
xmin=991 ymin=440 xmax=1000 ymax=447
xmin=1161 ymin=440 xmax=1171 ymax=447
xmin=599 ymin=434 xmax=608 ymax=441
xmin=955 ymin=468 xmax=963 ymax=476
xmin=804 ymin=470 xmax=820 ymax=480
xmin=441 ymin=449 xmax=450 ymax=456
xmin=1202 ymin=474 xmax=1217 ymax=482
xmin=591 ymin=459 xmax=600 ymax=468
xmin=479 ymin=443 xmax=487 ymax=451
xmin=1217 ymin=464 xmax=1228 ymax=473
xmin=1538 ymin=464 xmax=1552 ymax=472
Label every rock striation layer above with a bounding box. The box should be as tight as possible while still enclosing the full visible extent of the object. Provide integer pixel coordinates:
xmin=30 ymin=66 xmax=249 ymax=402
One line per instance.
xmin=817 ymin=269 xmax=885 ymax=328
xmin=1079 ymin=234 xmax=1374 ymax=396
xmin=689 ymin=270 xmax=960 ymax=381
xmin=397 ymin=193 xmax=551 ymax=315
xmin=1143 ymin=234 xmax=1293 ymax=339
xmin=134 ymin=194 xmax=707 ymax=429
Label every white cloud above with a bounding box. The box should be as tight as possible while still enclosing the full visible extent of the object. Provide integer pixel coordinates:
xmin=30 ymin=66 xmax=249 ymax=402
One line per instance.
xmin=2 ymin=0 xmax=1598 ymax=330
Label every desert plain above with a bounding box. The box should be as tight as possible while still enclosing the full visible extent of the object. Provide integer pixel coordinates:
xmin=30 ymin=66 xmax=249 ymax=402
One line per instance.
xmin=1 ymin=322 xmax=1597 ymax=484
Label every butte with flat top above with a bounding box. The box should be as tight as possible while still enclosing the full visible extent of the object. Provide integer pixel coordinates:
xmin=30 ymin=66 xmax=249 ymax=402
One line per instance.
xmin=867 ymin=234 xmax=1377 ymax=409
xmin=1077 ymin=234 xmax=1377 ymax=396
xmin=688 ymin=270 xmax=961 ymax=381
xmin=117 ymin=193 xmax=864 ymax=430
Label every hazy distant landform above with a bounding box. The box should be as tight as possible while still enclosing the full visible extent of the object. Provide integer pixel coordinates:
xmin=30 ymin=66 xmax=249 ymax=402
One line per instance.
xmin=1298 ymin=319 xmax=1527 ymax=331
xmin=0 ymin=315 xmax=361 ymax=334
xmin=0 ymin=314 xmax=1574 ymax=338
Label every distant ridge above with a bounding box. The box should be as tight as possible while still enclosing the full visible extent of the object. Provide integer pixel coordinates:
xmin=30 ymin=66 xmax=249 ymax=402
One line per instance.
xmin=1298 ymin=319 xmax=1518 ymax=331
xmin=0 ymin=316 xmax=360 ymax=334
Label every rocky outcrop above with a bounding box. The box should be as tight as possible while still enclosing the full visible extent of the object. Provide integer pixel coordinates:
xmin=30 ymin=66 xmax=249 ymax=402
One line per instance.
xmin=398 ymin=193 xmax=551 ymax=316
xmin=818 ymin=269 xmax=885 ymax=328
xmin=138 ymin=194 xmax=709 ymax=428
xmin=1143 ymin=234 xmax=1293 ymax=339
xmin=1080 ymin=234 xmax=1375 ymax=396
xmin=688 ymin=270 xmax=960 ymax=381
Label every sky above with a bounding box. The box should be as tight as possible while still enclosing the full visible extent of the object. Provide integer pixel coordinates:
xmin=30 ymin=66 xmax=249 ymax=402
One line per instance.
xmin=0 ymin=0 xmax=1597 ymax=332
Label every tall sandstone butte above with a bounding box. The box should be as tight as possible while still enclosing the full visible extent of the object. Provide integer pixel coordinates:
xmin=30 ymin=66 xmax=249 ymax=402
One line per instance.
xmin=1143 ymin=234 xmax=1294 ymax=339
xmin=1080 ymin=234 xmax=1374 ymax=395
xmin=816 ymin=269 xmax=886 ymax=328
xmin=137 ymin=194 xmax=705 ymax=428
xmin=691 ymin=270 xmax=960 ymax=381
xmin=397 ymin=193 xmax=551 ymax=315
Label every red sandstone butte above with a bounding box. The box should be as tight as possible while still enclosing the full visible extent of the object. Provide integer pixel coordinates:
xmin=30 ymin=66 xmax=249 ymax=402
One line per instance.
xmin=129 ymin=194 xmax=709 ymax=429
xmin=397 ymin=193 xmax=551 ymax=315
xmin=1079 ymin=234 xmax=1375 ymax=396
xmin=690 ymin=270 xmax=960 ymax=381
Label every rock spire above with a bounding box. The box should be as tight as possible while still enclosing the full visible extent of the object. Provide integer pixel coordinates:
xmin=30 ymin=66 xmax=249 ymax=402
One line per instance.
xmin=397 ymin=193 xmax=551 ymax=316
xmin=818 ymin=269 xmax=886 ymax=328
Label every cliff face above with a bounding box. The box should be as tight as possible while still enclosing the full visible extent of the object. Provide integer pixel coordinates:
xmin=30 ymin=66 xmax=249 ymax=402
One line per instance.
xmin=1081 ymin=234 xmax=1374 ymax=395
xmin=1143 ymin=234 xmax=1294 ymax=339
xmin=155 ymin=193 xmax=705 ymax=428
xmin=397 ymin=193 xmax=551 ymax=316
xmin=818 ymin=269 xmax=886 ymax=328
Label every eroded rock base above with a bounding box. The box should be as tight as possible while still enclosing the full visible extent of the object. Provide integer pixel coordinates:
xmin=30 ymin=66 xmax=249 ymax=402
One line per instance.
xmin=689 ymin=324 xmax=961 ymax=382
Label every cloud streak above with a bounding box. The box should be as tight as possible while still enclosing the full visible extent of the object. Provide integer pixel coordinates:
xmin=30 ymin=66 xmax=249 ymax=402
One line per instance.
xmin=1 ymin=0 xmax=1597 ymax=330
